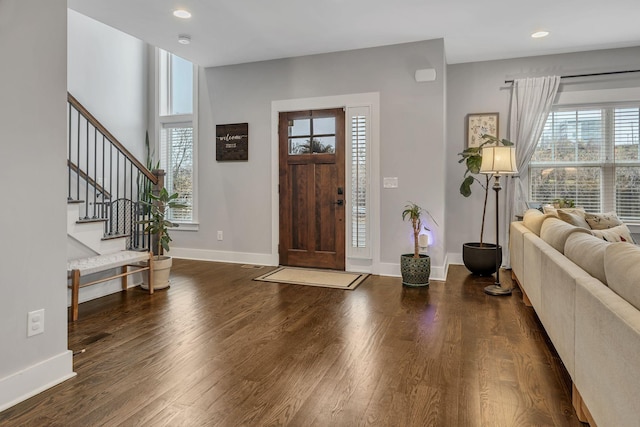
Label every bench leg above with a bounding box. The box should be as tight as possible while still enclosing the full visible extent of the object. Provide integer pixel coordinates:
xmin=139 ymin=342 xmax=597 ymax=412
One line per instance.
xmin=148 ymin=253 xmax=154 ymax=294
xmin=122 ymin=265 xmax=128 ymax=291
xmin=71 ymin=269 xmax=80 ymax=322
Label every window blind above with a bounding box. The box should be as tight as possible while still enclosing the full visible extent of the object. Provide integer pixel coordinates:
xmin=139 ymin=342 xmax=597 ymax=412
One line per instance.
xmin=351 ymin=114 xmax=367 ymax=249
xmin=530 ymin=104 xmax=640 ymax=221
xmin=160 ymin=125 xmax=193 ymax=221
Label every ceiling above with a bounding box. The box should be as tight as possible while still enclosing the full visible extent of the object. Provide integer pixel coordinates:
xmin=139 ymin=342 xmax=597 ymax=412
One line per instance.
xmin=68 ymin=0 xmax=640 ymax=68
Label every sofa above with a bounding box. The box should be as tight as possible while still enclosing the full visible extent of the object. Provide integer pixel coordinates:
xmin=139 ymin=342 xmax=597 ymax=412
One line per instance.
xmin=510 ymin=209 xmax=640 ymax=427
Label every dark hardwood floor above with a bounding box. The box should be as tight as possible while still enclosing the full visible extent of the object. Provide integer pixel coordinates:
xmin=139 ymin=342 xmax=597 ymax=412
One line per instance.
xmin=0 ymin=260 xmax=583 ymax=426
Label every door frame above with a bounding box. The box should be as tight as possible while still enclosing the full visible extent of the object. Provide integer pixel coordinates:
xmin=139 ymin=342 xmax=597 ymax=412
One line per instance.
xmin=270 ymin=92 xmax=380 ymax=273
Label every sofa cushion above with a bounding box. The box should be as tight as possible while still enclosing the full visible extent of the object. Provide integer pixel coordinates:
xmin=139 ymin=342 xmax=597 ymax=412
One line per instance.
xmin=564 ymin=232 xmax=609 ymax=285
xmin=584 ymin=211 xmax=623 ymax=230
xmin=540 ymin=217 xmax=591 ymax=254
xmin=591 ymin=224 xmax=636 ymax=244
xmin=557 ymin=209 xmax=590 ymax=229
xmin=542 ymin=206 xmax=585 ymax=217
xmin=522 ymin=209 xmax=553 ymax=236
xmin=604 ymin=242 xmax=640 ymax=310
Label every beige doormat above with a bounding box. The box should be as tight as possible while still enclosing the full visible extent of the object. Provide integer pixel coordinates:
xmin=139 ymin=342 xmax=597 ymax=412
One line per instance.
xmin=254 ymin=267 xmax=369 ymax=290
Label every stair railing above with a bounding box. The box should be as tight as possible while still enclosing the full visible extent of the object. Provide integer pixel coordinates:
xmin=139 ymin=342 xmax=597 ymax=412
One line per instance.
xmin=67 ymin=93 xmax=161 ymax=251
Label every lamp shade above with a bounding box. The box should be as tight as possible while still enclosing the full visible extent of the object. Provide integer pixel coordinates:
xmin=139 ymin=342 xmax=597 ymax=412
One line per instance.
xmin=480 ymin=146 xmax=518 ymax=174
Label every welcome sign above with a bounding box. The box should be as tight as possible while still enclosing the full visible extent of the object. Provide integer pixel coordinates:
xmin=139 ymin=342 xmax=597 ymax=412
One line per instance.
xmin=216 ymin=123 xmax=248 ymax=161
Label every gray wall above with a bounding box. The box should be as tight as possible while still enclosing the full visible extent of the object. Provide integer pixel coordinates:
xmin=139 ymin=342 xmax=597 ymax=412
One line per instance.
xmin=0 ymin=0 xmax=73 ymax=410
xmin=170 ymin=39 xmax=448 ymax=271
xmin=68 ymin=9 xmax=148 ymax=160
xmin=446 ymin=46 xmax=640 ymax=262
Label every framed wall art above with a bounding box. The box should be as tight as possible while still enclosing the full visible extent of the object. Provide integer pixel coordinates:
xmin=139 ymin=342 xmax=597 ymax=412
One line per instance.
xmin=466 ymin=113 xmax=499 ymax=148
xmin=216 ymin=123 xmax=248 ymax=161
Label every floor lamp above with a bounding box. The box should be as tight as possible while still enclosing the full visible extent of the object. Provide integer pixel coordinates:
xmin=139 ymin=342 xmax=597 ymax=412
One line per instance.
xmin=480 ymin=145 xmax=518 ymax=296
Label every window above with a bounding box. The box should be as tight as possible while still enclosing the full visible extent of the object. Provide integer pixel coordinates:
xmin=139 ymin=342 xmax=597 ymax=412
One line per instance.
xmin=530 ymin=104 xmax=640 ymax=221
xmin=158 ymin=49 xmax=196 ymax=223
xmin=348 ymin=106 xmax=370 ymax=257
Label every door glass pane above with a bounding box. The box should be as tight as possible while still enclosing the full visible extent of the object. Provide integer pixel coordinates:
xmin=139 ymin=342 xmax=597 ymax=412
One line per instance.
xmin=289 ymin=138 xmax=310 ymax=155
xmin=289 ymin=119 xmax=310 ymax=137
xmin=313 ymin=117 xmax=335 ymax=135
xmin=312 ymin=136 xmax=335 ymax=154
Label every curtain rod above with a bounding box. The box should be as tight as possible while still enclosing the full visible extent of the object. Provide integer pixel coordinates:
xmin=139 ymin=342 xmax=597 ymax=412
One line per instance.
xmin=504 ymin=69 xmax=640 ymax=84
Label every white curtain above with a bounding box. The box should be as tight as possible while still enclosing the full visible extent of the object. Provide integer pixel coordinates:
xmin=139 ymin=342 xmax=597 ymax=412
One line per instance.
xmin=503 ymin=76 xmax=561 ymax=267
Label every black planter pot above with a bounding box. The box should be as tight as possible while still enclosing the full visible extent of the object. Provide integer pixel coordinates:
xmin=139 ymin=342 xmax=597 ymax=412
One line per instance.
xmin=462 ymin=243 xmax=502 ymax=276
xmin=400 ymin=254 xmax=431 ymax=287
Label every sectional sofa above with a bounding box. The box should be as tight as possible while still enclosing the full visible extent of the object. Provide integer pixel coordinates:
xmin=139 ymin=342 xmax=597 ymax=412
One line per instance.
xmin=510 ymin=209 xmax=640 ymax=427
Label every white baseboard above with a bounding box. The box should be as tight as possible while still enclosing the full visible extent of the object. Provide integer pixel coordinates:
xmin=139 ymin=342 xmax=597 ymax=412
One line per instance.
xmin=0 ymin=351 xmax=75 ymax=412
xmin=170 ymin=247 xmax=278 ymax=266
xmin=171 ymin=248 xmax=453 ymax=281
xmin=447 ymin=252 xmax=463 ymax=266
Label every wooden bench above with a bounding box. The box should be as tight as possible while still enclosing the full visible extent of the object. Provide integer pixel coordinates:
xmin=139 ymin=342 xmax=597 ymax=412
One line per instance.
xmin=67 ymin=251 xmax=154 ymax=321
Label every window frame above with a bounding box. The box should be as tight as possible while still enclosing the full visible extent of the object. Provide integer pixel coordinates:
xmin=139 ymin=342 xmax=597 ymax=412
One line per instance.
xmin=529 ymin=102 xmax=640 ymax=223
xmin=155 ymin=48 xmax=199 ymax=229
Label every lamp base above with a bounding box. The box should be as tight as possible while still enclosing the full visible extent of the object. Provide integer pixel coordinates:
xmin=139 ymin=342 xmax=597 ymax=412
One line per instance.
xmin=484 ymin=284 xmax=512 ymax=296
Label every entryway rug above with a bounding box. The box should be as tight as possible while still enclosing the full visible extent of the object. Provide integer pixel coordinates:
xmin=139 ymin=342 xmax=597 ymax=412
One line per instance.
xmin=254 ymin=267 xmax=369 ymax=290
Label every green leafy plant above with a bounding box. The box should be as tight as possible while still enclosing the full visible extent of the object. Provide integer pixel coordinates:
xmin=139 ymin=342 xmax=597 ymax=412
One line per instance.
xmin=139 ymin=187 xmax=188 ymax=257
xmin=552 ymin=197 xmax=574 ymax=208
xmin=137 ymin=131 xmax=160 ymax=211
xmin=402 ymin=202 xmax=437 ymax=258
xmin=458 ymin=134 xmax=514 ymax=245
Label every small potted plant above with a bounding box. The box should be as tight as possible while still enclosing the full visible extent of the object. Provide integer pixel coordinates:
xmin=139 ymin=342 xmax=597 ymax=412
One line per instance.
xmin=458 ymin=134 xmax=513 ymax=275
xmin=139 ymin=187 xmax=187 ymax=290
xmin=401 ymin=202 xmax=437 ymax=287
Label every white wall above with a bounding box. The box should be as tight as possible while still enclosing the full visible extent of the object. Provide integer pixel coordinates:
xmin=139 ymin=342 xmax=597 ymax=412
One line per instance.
xmin=0 ymin=0 xmax=75 ymax=411
xmin=445 ymin=46 xmax=640 ymax=263
xmin=170 ymin=40 xmax=448 ymax=276
xmin=67 ymin=9 xmax=148 ymax=160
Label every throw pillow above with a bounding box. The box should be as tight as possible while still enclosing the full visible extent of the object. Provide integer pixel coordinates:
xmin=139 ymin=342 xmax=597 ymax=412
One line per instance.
xmin=591 ymin=224 xmax=636 ymax=244
xmin=543 ymin=206 xmax=585 ymax=217
xmin=557 ymin=209 xmax=590 ymax=229
xmin=584 ymin=211 xmax=623 ymax=230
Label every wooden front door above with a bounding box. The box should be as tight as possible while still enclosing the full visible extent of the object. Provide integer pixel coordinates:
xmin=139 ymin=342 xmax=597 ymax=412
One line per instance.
xmin=279 ymin=108 xmax=345 ymax=270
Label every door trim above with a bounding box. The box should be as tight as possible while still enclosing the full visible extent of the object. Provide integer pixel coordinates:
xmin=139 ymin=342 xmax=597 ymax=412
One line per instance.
xmin=270 ymin=92 xmax=380 ymax=273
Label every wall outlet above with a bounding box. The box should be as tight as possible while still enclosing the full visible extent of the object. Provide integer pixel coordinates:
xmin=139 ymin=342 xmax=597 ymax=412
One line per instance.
xmin=217 ymin=231 xmax=223 ymax=241
xmin=27 ymin=309 xmax=45 ymax=337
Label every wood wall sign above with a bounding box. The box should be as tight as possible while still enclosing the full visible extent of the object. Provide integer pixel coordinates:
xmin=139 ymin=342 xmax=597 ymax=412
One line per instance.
xmin=216 ymin=123 xmax=248 ymax=161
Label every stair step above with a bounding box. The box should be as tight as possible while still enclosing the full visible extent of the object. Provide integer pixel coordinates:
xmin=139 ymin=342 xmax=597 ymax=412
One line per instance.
xmin=101 ymin=233 xmax=130 ymax=241
xmin=68 ymin=199 xmax=84 ymax=204
xmin=76 ymin=218 xmax=108 ymax=224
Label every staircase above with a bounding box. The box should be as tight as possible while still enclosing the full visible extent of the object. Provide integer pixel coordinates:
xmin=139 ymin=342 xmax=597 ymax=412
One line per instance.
xmin=66 ymin=93 xmax=162 ymax=304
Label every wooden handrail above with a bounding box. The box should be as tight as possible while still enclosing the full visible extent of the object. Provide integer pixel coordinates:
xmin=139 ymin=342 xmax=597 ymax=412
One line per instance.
xmin=67 ymin=160 xmax=112 ymax=199
xmin=67 ymin=93 xmax=158 ymax=185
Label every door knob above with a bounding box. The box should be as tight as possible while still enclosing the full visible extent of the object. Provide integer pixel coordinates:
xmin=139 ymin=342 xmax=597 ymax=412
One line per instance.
xmin=335 ymin=200 xmax=344 ymax=206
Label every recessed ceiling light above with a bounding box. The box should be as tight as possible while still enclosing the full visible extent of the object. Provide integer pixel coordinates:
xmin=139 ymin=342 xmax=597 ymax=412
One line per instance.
xmin=178 ymin=34 xmax=191 ymax=45
xmin=531 ymin=30 xmax=550 ymax=39
xmin=173 ymin=9 xmax=191 ymax=19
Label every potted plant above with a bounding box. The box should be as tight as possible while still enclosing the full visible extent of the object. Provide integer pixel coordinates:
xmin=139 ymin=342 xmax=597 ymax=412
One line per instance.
xmin=400 ymin=202 xmax=437 ymax=287
xmin=139 ymin=187 xmax=187 ymax=290
xmin=458 ymin=134 xmax=513 ymax=275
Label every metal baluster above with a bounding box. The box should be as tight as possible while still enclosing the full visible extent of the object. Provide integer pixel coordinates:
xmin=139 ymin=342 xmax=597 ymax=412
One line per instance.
xmin=93 ymin=128 xmax=97 ymax=218
xmin=102 ymin=135 xmax=106 ymax=223
xmin=76 ymin=110 xmax=80 ymax=210
xmin=109 ymin=145 xmax=113 ymax=235
xmin=116 ymin=151 xmax=120 ymax=236
xmin=84 ymin=119 xmax=89 ymax=219
xmin=68 ymin=103 xmax=72 ymax=201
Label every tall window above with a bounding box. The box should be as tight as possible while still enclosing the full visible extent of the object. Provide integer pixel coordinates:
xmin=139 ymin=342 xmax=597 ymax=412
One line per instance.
xmin=530 ymin=104 xmax=640 ymax=221
xmin=158 ymin=49 xmax=196 ymax=222
xmin=348 ymin=106 xmax=371 ymax=258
